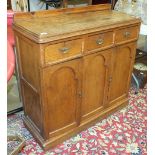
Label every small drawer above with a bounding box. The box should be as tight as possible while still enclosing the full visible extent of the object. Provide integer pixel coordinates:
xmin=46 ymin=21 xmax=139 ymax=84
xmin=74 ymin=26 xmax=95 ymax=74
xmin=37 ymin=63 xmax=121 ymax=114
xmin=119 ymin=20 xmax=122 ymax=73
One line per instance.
xmin=115 ymin=26 xmax=139 ymax=43
xmin=85 ymin=31 xmax=113 ymax=52
xmin=44 ymin=38 xmax=82 ymax=64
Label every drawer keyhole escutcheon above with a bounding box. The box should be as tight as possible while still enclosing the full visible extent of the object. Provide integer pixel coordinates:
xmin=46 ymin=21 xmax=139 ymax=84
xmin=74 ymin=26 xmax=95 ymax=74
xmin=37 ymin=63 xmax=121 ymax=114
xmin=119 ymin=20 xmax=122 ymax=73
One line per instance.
xmin=96 ymin=38 xmax=104 ymax=45
xmin=78 ymin=91 xmax=82 ymax=98
xmin=59 ymin=47 xmax=70 ymax=54
xmin=109 ymin=76 xmax=112 ymax=83
xmin=124 ymin=31 xmax=131 ymax=38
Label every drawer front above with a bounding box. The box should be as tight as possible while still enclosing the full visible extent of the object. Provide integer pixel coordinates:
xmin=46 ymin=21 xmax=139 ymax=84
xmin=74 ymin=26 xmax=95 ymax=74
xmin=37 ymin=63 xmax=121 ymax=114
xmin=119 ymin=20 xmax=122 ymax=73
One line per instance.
xmin=44 ymin=38 xmax=82 ymax=64
xmin=85 ymin=31 xmax=113 ymax=52
xmin=115 ymin=26 xmax=139 ymax=43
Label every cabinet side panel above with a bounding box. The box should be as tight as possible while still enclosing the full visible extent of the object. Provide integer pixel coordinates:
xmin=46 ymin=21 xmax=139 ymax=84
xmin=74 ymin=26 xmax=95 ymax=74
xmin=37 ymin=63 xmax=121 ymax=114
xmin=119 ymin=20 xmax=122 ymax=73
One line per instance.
xmin=21 ymin=80 xmax=42 ymax=132
xmin=15 ymin=33 xmax=40 ymax=90
xmin=14 ymin=31 xmax=43 ymax=134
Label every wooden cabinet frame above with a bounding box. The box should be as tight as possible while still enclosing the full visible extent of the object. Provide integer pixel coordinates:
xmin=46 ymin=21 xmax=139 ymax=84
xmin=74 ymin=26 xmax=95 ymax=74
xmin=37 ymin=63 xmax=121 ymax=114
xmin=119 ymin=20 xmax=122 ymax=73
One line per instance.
xmin=13 ymin=4 xmax=141 ymax=150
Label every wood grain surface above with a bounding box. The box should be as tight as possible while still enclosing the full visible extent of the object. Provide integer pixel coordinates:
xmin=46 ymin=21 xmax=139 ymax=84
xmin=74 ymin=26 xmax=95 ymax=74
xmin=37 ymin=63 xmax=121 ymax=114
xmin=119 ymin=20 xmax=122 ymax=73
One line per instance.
xmin=13 ymin=4 xmax=141 ymax=150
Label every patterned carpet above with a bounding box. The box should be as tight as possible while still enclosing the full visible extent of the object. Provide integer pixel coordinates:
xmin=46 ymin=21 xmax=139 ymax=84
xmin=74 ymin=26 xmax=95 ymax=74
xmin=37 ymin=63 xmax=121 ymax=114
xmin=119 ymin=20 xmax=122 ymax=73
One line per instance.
xmin=7 ymin=87 xmax=147 ymax=155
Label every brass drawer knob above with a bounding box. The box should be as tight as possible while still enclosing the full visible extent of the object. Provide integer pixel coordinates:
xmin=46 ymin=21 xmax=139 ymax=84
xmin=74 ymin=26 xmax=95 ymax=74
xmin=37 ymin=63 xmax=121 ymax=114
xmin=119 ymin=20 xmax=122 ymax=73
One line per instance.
xmin=96 ymin=38 xmax=104 ymax=45
xmin=124 ymin=31 xmax=131 ymax=38
xmin=59 ymin=47 xmax=70 ymax=53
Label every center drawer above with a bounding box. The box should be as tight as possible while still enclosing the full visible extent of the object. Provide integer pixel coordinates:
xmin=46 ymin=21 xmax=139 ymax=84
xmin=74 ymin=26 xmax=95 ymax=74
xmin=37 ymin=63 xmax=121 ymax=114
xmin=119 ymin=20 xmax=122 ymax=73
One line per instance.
xmin=44 ymin=38 xmax=82 ymax=64
xmin=84 ymin=31 xmax=114 ymax=52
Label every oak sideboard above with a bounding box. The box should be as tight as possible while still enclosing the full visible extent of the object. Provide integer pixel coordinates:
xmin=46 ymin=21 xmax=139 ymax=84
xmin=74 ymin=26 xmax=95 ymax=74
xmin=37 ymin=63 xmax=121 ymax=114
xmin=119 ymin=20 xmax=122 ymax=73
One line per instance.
xmin=13 ymin=4 xmax=141 ymax=150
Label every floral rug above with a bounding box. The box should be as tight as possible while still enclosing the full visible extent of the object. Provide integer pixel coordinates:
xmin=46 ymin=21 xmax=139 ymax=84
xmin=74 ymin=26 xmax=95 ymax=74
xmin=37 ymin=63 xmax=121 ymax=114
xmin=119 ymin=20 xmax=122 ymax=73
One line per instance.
xmin=7 ymin=87 xmax=147 ymax=155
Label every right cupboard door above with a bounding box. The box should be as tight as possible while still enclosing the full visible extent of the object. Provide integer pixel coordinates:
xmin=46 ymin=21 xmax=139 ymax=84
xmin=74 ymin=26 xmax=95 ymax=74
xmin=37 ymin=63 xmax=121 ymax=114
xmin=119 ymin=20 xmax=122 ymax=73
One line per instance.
xmin=108 ymin=42 xmax=136 ymax=106
xmin=81 ymin=49 xmax=112 ymax=122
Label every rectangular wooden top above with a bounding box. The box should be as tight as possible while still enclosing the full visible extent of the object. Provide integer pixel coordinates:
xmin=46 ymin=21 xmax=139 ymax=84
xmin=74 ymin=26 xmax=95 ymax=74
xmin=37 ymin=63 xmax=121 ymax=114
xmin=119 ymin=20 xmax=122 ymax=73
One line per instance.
xmin=13 ymin=4 xmax=141 ymax=43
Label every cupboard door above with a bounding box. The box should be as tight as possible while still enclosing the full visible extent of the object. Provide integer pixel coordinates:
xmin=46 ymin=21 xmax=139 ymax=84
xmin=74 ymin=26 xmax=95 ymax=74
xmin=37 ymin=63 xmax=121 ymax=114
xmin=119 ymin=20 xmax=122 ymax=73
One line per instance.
xmin=81 ymin=49 xmax=112 ymax=121
xmin=108 ymin=43 xmax=136 ymax=105
xmin=43 ymin=59 xmax=81 ymax=138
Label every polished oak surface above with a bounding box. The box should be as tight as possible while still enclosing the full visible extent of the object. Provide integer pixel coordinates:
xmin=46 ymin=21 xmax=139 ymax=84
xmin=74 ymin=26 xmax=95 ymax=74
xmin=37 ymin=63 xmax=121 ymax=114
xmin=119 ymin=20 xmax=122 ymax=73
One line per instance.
xmin=13 ymin=4 xmax=141 ymax=150
xmin=13 ymin=4 xmax=139 ymax=43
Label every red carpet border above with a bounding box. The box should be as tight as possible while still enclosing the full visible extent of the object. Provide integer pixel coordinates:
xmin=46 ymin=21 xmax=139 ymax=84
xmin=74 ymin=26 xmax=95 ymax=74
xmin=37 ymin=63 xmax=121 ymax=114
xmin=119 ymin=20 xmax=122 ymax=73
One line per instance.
xmin=7 ymin=86 xmax=147 ymax=155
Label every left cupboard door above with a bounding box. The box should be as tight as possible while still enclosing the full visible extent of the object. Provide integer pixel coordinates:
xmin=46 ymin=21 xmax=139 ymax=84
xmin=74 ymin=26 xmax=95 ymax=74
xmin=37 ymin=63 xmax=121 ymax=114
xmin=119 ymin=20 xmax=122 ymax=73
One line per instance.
xmin=42 ymin=59 xmax=82 ymax=138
